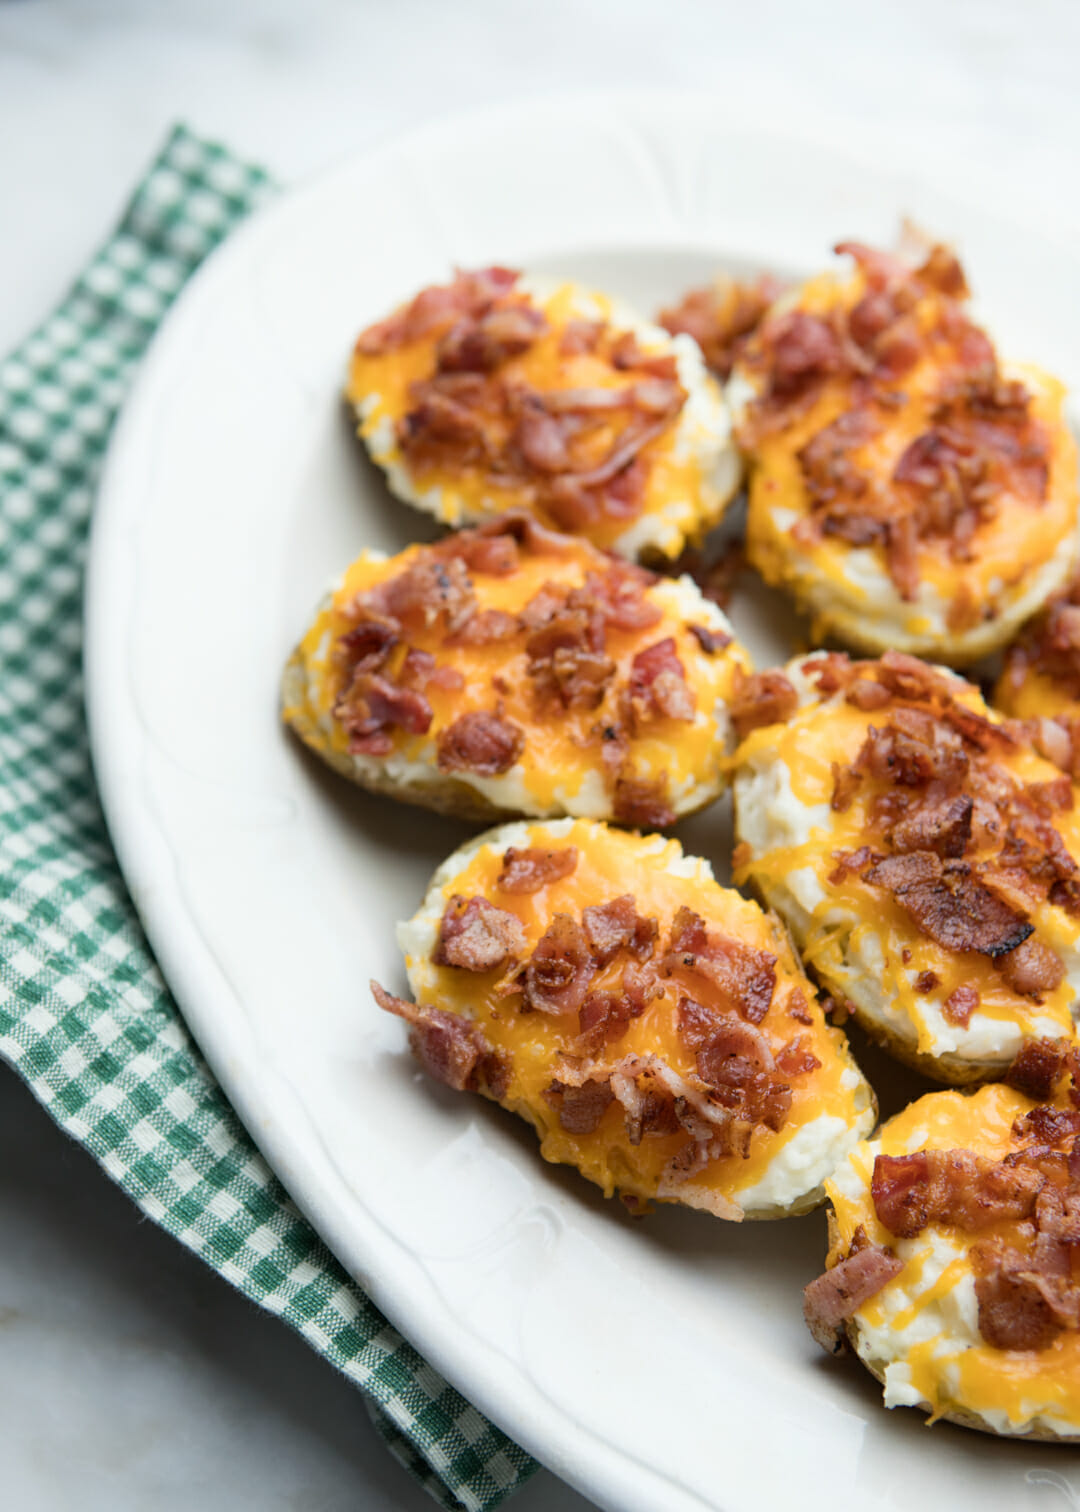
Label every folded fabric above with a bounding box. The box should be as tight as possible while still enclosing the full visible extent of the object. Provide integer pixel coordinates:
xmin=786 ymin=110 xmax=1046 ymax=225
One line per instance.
xmin=0 ymin=124 xmax=537 ymax=1512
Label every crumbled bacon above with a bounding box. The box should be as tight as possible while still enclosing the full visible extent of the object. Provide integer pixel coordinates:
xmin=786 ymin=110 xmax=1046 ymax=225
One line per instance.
xmin=729 ymin=668 xmax=799 ymax=739
xmin=581 ymin=895 xmax=658 ymax=965
xmin=436 ymin=710 xmax=525 ymax=775
xmin=657 ymin=272 xmax=785 ymax=380
xmin=871 ymin=1148 xmax=1043 ymax=1238
xmin=628 ymin=638 xmax=696 ymax=725
xmin=803 ymin=1245 xmax=904 ymax=1354
xmin=523 ymin=914 xmax=596 ymax=1015
xmin=436 ymin=303 xmax=547 ymax=372
xmin=775 ymin=1036 xmax=822 ymax=1076
xmin=889 ymin=790 xmax=973 ymax=858
xmin=688 ymin=622 xmax=732 ymax=654
xmin=542 ymin=1075 xmax=614 ymax=1134
xmin=371 ymin=980 xmax=508 ymax=1097
xmin=972 ymin=1240 xmax=1079 ymax=1352
xmin=941 ymin=984 xmax=978 ymax=1027
xmin=997 ymin=935 xmax=1065 ymax=997
xmin=864 ymin=850 xmax=1034 ymax=958
xmin=1006 ymin=1038 xmax=1069 ymax=1102
xmin=662 ymin=911 xmax=777 ymax=1025
xmin=612 ymin=774 xmax=676 ymax=830
xmin=377 ymin=555 xmax=476 ymax=634
xmin=434 ymin=895 xmax=527 ymax=972
xmin=574 ymin=989 xmax=648 ymax=1055
xmin=355 ymin=267 xmax=520 ymax=355
xmin=1003 ymin=578 xmax=1080 ymax=706
xmin=496 ymin=846 xmax=579 ymax=894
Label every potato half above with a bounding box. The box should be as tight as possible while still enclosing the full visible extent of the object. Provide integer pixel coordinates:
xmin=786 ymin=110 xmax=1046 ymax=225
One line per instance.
xmin=374 ymin=818 xmax=875 ymax=1221
xmin=283 ymin=517 xmax=750 ymax=826
xmin=729 ymin=240 xmax=1079 ymax=664
xmin=346 ymin=267 xmax=741 ymax=561
xmin=733 ymin=651 xmax=1080 ymax=1083
xmin=808 ymin=1040 xmax=1080 ymax=1439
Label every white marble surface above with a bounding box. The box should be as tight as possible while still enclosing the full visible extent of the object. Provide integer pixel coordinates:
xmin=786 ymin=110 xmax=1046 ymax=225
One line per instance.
xmin=1 ymin=1 xmax=1079 ymax=1508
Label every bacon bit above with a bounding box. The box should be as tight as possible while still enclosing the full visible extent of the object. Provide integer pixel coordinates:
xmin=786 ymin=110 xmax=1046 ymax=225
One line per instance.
xmin=803 ymin=1245 xmax=904 ymax=1354
xmin=434 ymin=896 xmax=527 ymax=972
xmin=378 ymin=555 xmax=476 ymax=634
xmin=827 ymin=845 xmax=878 ymax=885
xmin=440 ymin=526 xmax=519 ymax=577
xmin=864 ymin=850 xmax=1034 ymax=958
xmin=913 ymin=970 xmax=939 ymax=994
xmin=558 ymin=319 xmax=604 ymax=356
xmin=942 ymin=984 xmax=979 ymax=1027
xmin=729 ymin=668 xmax=799 ymax=739
xmin=581 ymin=895 xmax=658 ymax=965
xmin=657 ymin=272 xmax=785 ymax=380
xmin=335 ymin=673 xmax=433 ymax=754
xmin=1004 ymin=581 xmax=1080 ymax=705
xmin=542 ymin=1075 xmax=614 ymax=1134
xmin=436 ymin=710 xmax=525 ymax=775
xmin=871 ymin=1149 xmax=1043 ymax=1238
xmin=371 ymin=980 xmax=509 ymax=1098
xmin=1007 ymin=1038 xmax=1068 ymax=1102
xmin=997 ymin=936 xmax=1065 ymax=998
xmin=629 ymin=637 xmax=696 ymax=725
xmin=845 ymin=676 xmax=891 ymax=711
xmin=523 ymin=914 xmax=596 ymax=1015
xmin=889 ymin=791 xmax=973 ymax=859
xmin=447 ymin=607 xmax=518 ymax=645
xmin=1028 ymin=776 xmax=1075 ymax=814
xmin=574 ymin=990 xmax=647 ymax=1055
xmin=688 ymin=622 xmax=732 ymax=654
xmin=775 ymin=1036 xmax=822 ymax=1076
xmin=612 ymin=774 xmax=676 ymax=830
xmin=662 ymin=918 xmax=777 ymax=1025
xmin=496 ymin=846 xmax=579 ymax=894
xmin=355 ymin=267 xmax=520 ymax=355
xmin=787 ymin=989 xmax=814 ymax=1026
xmin=767 ymin=310 xmax=843 ymax=398
xmin=972 ymin=1243 xmax=1077 ymax=1351
xmin=436 ymin=303 xmax=547 ymax=372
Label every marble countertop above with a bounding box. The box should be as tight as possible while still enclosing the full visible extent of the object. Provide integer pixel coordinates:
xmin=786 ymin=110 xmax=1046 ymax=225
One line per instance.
xmin=1 ymin=1 xmax=1078 ymax=1507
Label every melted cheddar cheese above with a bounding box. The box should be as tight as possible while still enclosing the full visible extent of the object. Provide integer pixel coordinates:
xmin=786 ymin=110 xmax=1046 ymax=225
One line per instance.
xmin=347 ymin=276 xmax=741 ymax=560
xmin=828 ymin=1084 xmax=1080 ymax=1436
xmin=399 ymin=819 xmax=875 ymax=1219
xmin=732 ymin=261 xmax=1080 ymax=664
xmin=284 ymin=533 xmax=750 ymax=822
xmin=733 ymin=656 xmax=1080 ymax=1075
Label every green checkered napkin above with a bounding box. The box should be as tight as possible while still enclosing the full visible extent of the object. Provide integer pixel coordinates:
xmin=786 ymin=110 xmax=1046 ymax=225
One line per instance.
xmin=0 ymin=125 xmax=538 ymax=1511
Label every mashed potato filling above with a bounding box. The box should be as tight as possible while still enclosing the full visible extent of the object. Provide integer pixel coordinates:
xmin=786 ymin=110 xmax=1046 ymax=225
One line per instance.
xmin=734 ymin=653 xmax=1080 ymax=1076
xmin=393 ymin=819 xmax=875 ymax=1219
xmin=730 ymin=243 xmax=1080 ymax=663
xmin=348 ymin=271 xmax=741 ymax=560
xmin=284 ymin=523 xmax=750 ymax=824
xmin=827 ymin=1081 xmax=1080 ymax=1437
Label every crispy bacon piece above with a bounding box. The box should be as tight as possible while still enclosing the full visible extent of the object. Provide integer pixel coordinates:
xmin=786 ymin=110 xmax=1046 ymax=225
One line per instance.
xmin=371 ymin=980 xmax=508 ymax=1097
xmin=574 ymin=978 xmax=655 ymax=1054
xmin=889 ymin=790 xmax=973 ymax=859
xmin=688 ymin=622 xmax=732 ymax=654
xmin=434 ymin=895 xmax=527 ymax=972
xmin=496 ymin=846 xmax=579 ymax=894
xmin=581 ymin=895 xmax=658 ymax=965
xmin=355 ymin=267 xmax=520 ymax=355
xmin=657 ymin=273 xmax=784 ymax=380
xmin=729 ymin=669 xmax=799 ymax=739
xmin=662 ymin=911 xmax=778 ymax=1025
xmin=335 ymin=672 xmax=434 ymax=755
xmin=803 ymin=1245 xmax=904 ymax=1354
xmin=542 ymin=1074 xmax=614 ymax=1134
xmin=766 ymin=310 xmax=843 ymax=398
xmin=864 ymin=850 xmax=1033 ymax=958
xmin=436 ymin=710 xmax=525 ymax=775
xmin=973 ymin=1239 xmax=1080 ymax=1352
xmin=1004 ymin=581 xmax=1080 ymax=703
xmin=775 ymin=1036 xmax=822 ymax=1076
xmin=628 ymin=637 xmax=696 ymax=725
xmin=997 ymin=936 xmax=1065 ymax=997
xmin=376 ymin=555 xmax=476 ymax=634
xmin=871 ymin=1148 xmax=1043 ymax=1238
xmin=523 ymin=914 xmax=596 ymax=1015
xmin=941 ymin=984 xmax=978 ymax=1027
xmin=1006 ymin=1038 xmax=1068 ymax=1102
xmin=612 ymin=774 xmax=676 ymax=830
xmin=436 ymin=303 xmax=547 ymax=372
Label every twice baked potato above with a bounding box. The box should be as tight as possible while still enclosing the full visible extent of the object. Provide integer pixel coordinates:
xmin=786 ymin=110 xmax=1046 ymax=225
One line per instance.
xmin=805 ymin=1038 xmax=1080 ymax=1439
xmin=729 ymin=239 xmax=1079 ymax=664
xmin=373 ymin=818 xmax=875 ymax=1221
xmin=283 ymin=516 xmax=750 ymax=826
xmin=733 ymin=650 xmax=1080 ymax=1083
xmin=346 ymin=267 xmax=741 ymax=560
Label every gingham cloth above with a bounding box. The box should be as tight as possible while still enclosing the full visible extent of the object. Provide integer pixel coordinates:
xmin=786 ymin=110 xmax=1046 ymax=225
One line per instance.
xmin=0 ymin=125 xmax=538 ymax=1512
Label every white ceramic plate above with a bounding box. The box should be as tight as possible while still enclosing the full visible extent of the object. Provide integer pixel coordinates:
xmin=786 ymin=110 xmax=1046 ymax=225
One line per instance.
xmin=86 ymin=94 xmax=1080 ymax=1512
